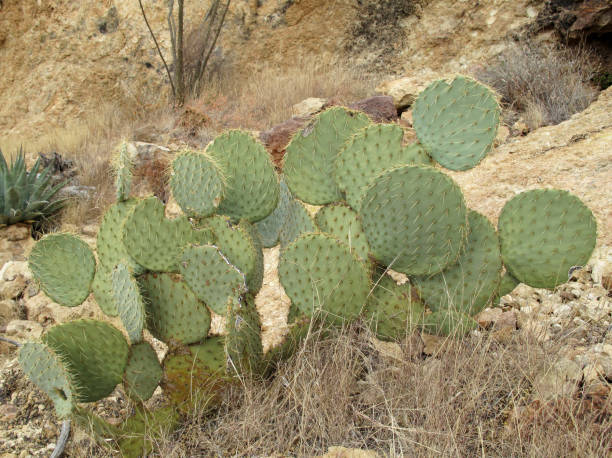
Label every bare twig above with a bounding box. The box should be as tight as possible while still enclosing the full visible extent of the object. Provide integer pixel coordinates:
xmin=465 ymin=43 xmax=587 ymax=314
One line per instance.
xmin=0 ymin=336 xmax=21 ymax=347
xmin=138 ymin=0 xmax=176 ymax=99
xmin=50 ymin=420 xmax=71 ymax=458
xmin=196 ymin=0 xmax=230 ymax=87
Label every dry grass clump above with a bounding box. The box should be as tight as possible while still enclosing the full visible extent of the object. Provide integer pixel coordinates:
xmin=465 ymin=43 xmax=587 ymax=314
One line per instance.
xmin=160 ymin=323 xmax=610 ymax=456
xmin=193 ymin=58 xmax=381 ymax=131
xmin=477 ymin=42 xmax=600 ymax=130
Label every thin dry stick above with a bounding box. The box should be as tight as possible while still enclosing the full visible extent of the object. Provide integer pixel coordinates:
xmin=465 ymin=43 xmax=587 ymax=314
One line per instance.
xmin=138 ymin=0 xmax=176 ymax=99
xmin=196 ymin=0 xmax=230 ymax=86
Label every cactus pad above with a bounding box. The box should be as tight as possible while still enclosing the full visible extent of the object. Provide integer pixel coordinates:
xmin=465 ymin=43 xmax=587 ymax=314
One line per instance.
xmin=96 ymin=199 xmax=144 ymax=276
xmin=122 ymin=197 xmax=204 ymax=272
xmin=226 ymin=295 xmax=264 ymax=376
xmin=42 ymin=320 xmax=129 ymax=402
xmin=421 ymin=310 xmax=478 ymax=337
xmin=113 ymin=141 xmax=134 ymax=202
xmin=112 ymin=263 xmax=146 ymax=344
xmin=18 ymin=342 xmax=74 ymax=418
xmin=414 ymin=211 xmax=502 ymax=315
xmin=203 ymin=215 xmax=263 ymax=294
xmin=255 ymin=179 xmax=292 ymax=248
xmin=360 ymin=164 xmax=468 ymax=276
xmin=315 ymin=203 xmax=370 ymax=263
xmin=140 ymin=273 xmax=211 ymax=345
xmin=29 ymin=233 xmax=96 ymax=307
xmin=335 ymin=123 xmax=425 ymax=211
xmin=123 ymin=342 xmax=163 ymax=402
xmin=413 ymin=76 xmax=500 ymax=171
xmin=206 ymin=130 xmax=279 ymax=222
xmin=179 ymin=245 xmax=247 ymax=315
xmin=117 ymin=407 xmax=178 ymax=458
xmin=278 ymin=197 xmax=316 ymax=248
xmin=170 ymin=150 xmax=225 ymax=218
xmin=278 ymin=233 xmax=371 ymax=325
xmin=91 ymin=265 xmax=118 ymax=316
xmin=364 ymin=273 xmax=425 ymax=341
xmin=162 ymin=337 xmax=229 ymax=411
xmin=498 ymin=189 xmax=597 ymax=289
xmin=284 ymin=107 xmax=371 ymax=204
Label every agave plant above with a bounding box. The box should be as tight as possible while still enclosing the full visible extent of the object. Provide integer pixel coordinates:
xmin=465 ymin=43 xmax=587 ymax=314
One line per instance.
xmin=0 ymin=149 xmax=68 ymax=226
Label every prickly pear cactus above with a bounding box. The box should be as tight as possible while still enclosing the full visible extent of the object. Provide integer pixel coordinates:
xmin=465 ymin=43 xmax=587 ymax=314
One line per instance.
xmin=498 ymin=189 xmax=597 ymax=289
xmin=112 ymin=263 xmax=146 ymax=344
xmin=29 ymin=233 xmax=96 ymax=307
xmin=123 ymin=342 xmax=163 ymax=402
xmin=18 ymin=342 xmax=75 ymax=418
xmin=413 ymin=76 xmax=500 ymax=171
xmin=113 ymin=141 xmax=135 ymax=202
xmin=170 ymin=149 xmax=225 ymax=218
xmin=315 ymin=203 xmax=370 ymax=263
xmin=360 ymin=164 xmax=468 ymax=276
xmin=284 ymin=107 xmax=371 ymax=204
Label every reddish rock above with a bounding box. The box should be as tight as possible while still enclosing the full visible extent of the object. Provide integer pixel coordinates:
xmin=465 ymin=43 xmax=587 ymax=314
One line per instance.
xmin=259 ymin=116 xmax=310 ymax=168
xmin=532 ymin=0 xmax=612 ymax=40
xmin=348 ymin=95 xmax=398 ymax=123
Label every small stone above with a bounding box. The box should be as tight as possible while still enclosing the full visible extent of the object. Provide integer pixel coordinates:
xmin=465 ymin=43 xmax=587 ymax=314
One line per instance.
xmin=0 ymin=274 xmax=27 ymax=300
xmin=533 ymin=357 xmax=582 ymax=400
xmin=494 ymin=125 xmax=510 ymax=147
xmin=292 ymin=97 xmax=327 ymax=118
xmin=0 ymin=403 xmax=18 ymax=421
xmin=0 ymin=299 xmax=20 ymax=322
xmin=512 ymin=120 xmax=529 ymax=135
xmin=5 ymin=320 xmax=43 ymax=340
xmin=421 ymin=333 xmax=446 ymax=355
xmin=80 ymin=224 xmax=98 ymax=237
xmin=550 ymin=323 xmax=562 ymax=334
xmin=321 ymin=446 xmax=379 ymax=458
xmin=400 ymin=109 xmax=413 ymax=127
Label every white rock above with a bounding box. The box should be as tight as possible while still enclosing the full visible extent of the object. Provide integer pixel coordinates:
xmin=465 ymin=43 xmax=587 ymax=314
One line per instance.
xmin=292 ymin=97 xmax=327 ymax=118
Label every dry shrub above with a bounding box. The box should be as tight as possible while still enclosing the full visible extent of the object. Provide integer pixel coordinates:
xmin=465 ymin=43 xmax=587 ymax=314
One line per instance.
xmin=162 ymin=323 xmax=610 ymax=456
xmin=477 ymin=42 xmax=599 ymax=130
xmin=194 ymin=58 xmax=381 ymax=131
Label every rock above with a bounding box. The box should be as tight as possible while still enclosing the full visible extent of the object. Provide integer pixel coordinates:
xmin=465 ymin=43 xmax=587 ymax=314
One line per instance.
xmin=320 ymin=446 xmax=379 ymax=458
xmin=421 ymin=333 xmax=446 ymax=355
xmin=80 ymin=224 xmax=98 ymax=237
xmin=590 ymin=245 xmax=612 ymax=286
xmin=292 ymin=97 xmax=327 ymax=118
xmin=531 ymin=0 xmax=612 ymax=41
xmin=477 ymin=308 xmax=517 ymax=331
xmin=375 ymin=74 xmax=437 ymax=110
xmin=494 ymin=125 xmax=510 ymax=147
xmin=400 ymin=109 xmax=413 ymax=127
xmin=0 ymin=299 xmax=20 ymax=323
xmin=0 ymin=225 xmax=31 ymax=242
xmin=370 ymin=336 xmax=404 ymax=363
xmin=0 ymin=276 xmax=27 ymax=301
xmin=0 ymin=403 xmax=18 ymax=421
xmin=1 ymin=261 xmax=32 ymax=283
xmin=259 ymin=116 xmax=309 ymax=168
xmin=511 ymin=119 xmax=529 ymax=135
xmin=348 ymin=95 xmax=398 ymax=123
xmin=5 ymin=320 xmax=43 ymax=340
xmin=533 ymin=357 xmax=582 ymax=401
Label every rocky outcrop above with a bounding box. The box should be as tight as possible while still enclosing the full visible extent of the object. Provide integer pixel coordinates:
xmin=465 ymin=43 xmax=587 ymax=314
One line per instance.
xmin=531 ymin=0 xmax=612 ymax=40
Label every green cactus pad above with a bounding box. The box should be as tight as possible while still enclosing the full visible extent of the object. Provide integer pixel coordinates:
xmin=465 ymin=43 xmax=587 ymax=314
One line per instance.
xmin=140 ymin=273 xmax=211 ymax=345
xmin=360 ymin=164 xmax=468 ymax=276
xmin=18 ymin=342 xmax=74 ymax=418
xmin=42 ymin=320 xmax=129 ymax=403
xmin=421 ymin=310 xmax=478 ymax=337
xmin=179 ymin=245 xmax=247 ymax=315
xmin=278 ymin=233 xmax=371 ymax=325
xmin=284 ymin=106 xmax=371 ymax=204
xmin=498 ymin=271 xmax=520 ymax=297
xmin=170 ymin=149 xmax=225 ymax=218
xmin=242 ymin=221 xmax=265 ymax=295
xmin=498 ymin=189 xmax=597 ymax=289
xmin=278 ymin=197 xmax=316 ymax=249
xmin=113 ymin=141 xmax=134 ymax=202
xmin=414 ymin=211 xmax=502 ymax=316
xmin=364 ymin=273 xmax=425 ymax=341
xmin=162 ymin=337 xmax=229 ymax=411
xmin=206 ymin=130 xmax=279 ymax=222
xmin=226 ymin=295 xmax=264 ymax=376
xmin=413 ymin=76 xmax=500 ymax=171
xmin=203 ymin=215 xmax=263 ymax=294
xmin=123 ymin=342 xmax=163 ymax=402
xmin=122 ymin=197 xmax=203 ymax=272
xmin=336 ymin=124 xmax=432 ymax=211
xmin=91 ymin=265 xmax=118 ymax=316
xmin=255 ymin=179 xmax=292 ymax=248
xmin=29 ymin=233 xmax=96 ymax=307
xmin=315 ymin=203 xmax=370 ymax=263
xmin=96 ymin=200 xmax=144 ymax=276
xmin=112 ymin=263 xmax=146 ymax=344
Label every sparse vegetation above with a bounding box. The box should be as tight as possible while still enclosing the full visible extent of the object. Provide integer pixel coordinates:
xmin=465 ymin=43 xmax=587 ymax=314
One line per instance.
xmin=477 ymin=42 xmax=600 ymax=130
